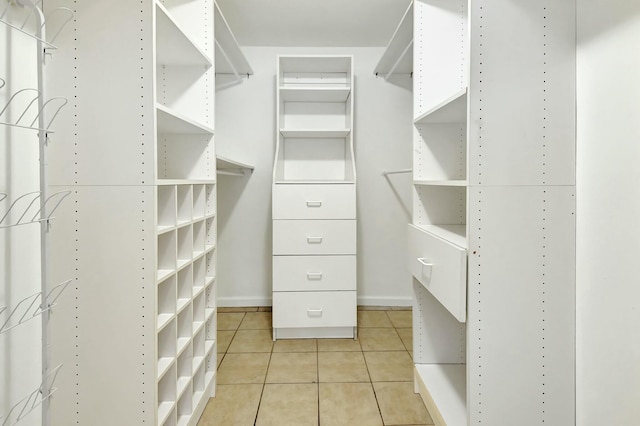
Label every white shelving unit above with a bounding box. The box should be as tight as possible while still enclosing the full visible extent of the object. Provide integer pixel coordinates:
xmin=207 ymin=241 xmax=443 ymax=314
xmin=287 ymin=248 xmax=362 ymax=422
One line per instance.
xmin=272 ymin=55 xmax=357 ymax=340
xmin=411 ymin=0 xmax=576 ymax=424
xmin=45 ymin=1 xmax=218 ymax=424
xmin=374 ymin=1 xmax=413 ymax=80
xmin=214 ymin=1 xmax=252 ymax=89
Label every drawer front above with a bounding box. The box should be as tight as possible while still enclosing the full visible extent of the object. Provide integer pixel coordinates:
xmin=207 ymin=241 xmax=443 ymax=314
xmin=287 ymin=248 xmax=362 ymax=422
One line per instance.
xmin=273 ymin=184 xmax=356 ymax=219
xmin=273 ymin=291 xmax=356 ymax=328
xmin=408 ymin=224 xmax=467 ymax=322
xmin=273 ymin=255 xmax=356 ymax=292
xmin=273 ymin=220 xmax=356 ymax=255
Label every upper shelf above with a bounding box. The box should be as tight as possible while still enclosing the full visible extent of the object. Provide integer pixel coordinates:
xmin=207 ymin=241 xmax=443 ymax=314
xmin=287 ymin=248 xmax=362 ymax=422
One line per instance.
xmin=156 ymin=104 xmax=214 ymax=134
xmin=374 ymin=2 xmax=413 ymax=78
xmin=156 ymin=3 xmax=213 ymax=67
xmin=214 ymin=2 xmax=253 ymax=77
xmin=216 ymin=155 xmax=254 ymax=174
xmin=280 ymin=86 xmax=351 ymax=103
xmin=414 ymin=89 xmax=467 ymax=124
xmin=280 ymin=129 xmax=350 ymax=138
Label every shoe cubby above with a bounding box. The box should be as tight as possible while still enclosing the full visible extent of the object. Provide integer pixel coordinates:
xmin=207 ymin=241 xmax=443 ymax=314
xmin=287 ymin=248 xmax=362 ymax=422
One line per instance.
xmin=193 ymin=256 xmax=206 ymax=294
xmin=158 ymin=276 xmax=177 ymax=331
xmin=176 ymin=185 xmax=193 ymax=225
xmin=205 ymin=250 xmax=216 ymax=283
xmin=158 ymin=322 xmax=177 ymax=380
xmin=193 ymin=220 xmax=206 ymax=257
xmin=157 ymin=185 xmax=177 ymax=232
xmin=205 ymin=217 xmax=216 ymax=251
xmin=177 ymin=305 xmax=193 ymax=356
xmin=157 ymin=231 xmax=177 ymax=282
xmin=176 ymin=344 xmax=193 ymax=401
xmin=193 ymin=291 xmax=206 ymax=334
xmin=176 ymin=386 xmax=193 ymax=426
xmin=193 ymin=184 xmax=206 ymax=220
xmin=177 ymin=266 xmax=193 ymax=311
xmin=177 ymin=225 xmax=193 ymax=268
xmin=158 ymin=363 xmax=177 ymax=425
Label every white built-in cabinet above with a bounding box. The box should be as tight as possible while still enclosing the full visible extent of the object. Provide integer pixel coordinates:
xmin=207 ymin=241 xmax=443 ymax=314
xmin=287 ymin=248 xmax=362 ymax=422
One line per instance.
xmin=408 ymin=1 xmax=576 ymax=424
xmin=46 ymin=1 xmax=221 ymax=424
xmin=272 ymin=56 xmax=357 ymax=339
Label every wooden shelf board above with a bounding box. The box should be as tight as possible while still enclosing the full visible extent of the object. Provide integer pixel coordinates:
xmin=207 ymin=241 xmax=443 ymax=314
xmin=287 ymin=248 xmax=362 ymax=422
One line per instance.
xmin=280 ymin=129 xmax=350 ymax=138
xmin=205 ymin=276 xmax=216 ymax=287
xmin=205 ymin=308 xmax=215 ymax=322
xmin=193 ymin=285 xmax=206 ymax=298
xmin=177 ymin=376 xmax=191 ymax=400
xmin=157 ymin=269 xmax=175 ymax=283
xmin=158 ymin=401 xmax=175 ymax=426
xmin=157 ymin=224 xmax=174 ymax=234
xmin=177 ymin=258 xmax=190 ymax=271
xmin=193 ymin=355 xmax=205 ymax=373
xmin=279 ymin=86 xmax=351 ymax=102
xmin=214 ymin=2 xmax=253 ymax=75
xmin=275 ymin=180 xmax=355 ymax=185
xmin=177 ymin=297 xmax=190 ymax=314
xmin=157 ymin=313 xmax=175 ymax=331
xmin=414 ymin=180 xmax=468 ymax=187
xmin=177 ymin=337 xmax=190 ymax=356
xmin=157 ymin=104 xmax=214 ymax=135
xmin=415 ymin=224 xmax=467 ymax=249
xmin=414 ymin=89 xmax=468 ymax=124
xmin=216 ymin=155 xmax=254 ymax=171
xmin=374 ymin=2 xmax=413 ymax=76
xmin=157 ymin=179 xmax=216 ymax=186
xmin=157 ymin=356 xmax=175 ymax=380
xmin=205 ymin=339 xmax=215 ymax=355
xmin=414 ymin=364 xmax=466 ymax=426
xmin=193 ymin=320 xmax=205 ymax=335
xmin=156 ymin=3 xmax=212 ymax=67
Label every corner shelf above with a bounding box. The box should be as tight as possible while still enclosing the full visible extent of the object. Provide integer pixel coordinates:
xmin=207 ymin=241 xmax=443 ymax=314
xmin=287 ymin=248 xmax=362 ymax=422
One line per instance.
xmin=414 ymin=89 xmax=467 ymax=124
xmin=374 ymin=2 xmax=413 ymax=79
xmin=156 ymin=3 xmax=212 ymax=67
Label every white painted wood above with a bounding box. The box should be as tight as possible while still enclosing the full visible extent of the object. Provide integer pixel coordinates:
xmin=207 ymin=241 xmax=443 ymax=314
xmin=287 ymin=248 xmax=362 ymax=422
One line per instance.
xmin=374 ymin=2 xmax=413 ymax=77
xmin=409 ymin=224 xmax=467 ymax=322
xmin=272 ymin=291 xmax=357 ymax=329
xmin=414 ymin=89 xmax=467 ymax=124
xmin=156 ymin=3 xmax=213 ymax=67
xmin=415 ymin=364 xmax=466 ymax=426
xmin=273 ymin=256 xmax=356 ymax=292
xmin=214 ymin=2 xmax=252 ymax=76
xmin=273 ymin=220 xmax=356 ymax=256
xmin=280 ymin=129 xmax=350 ymax=138
xmin=280 ymin=87 xmax=351 ymax=102
xmin=272 ymin=184 xmax=355 ymax=219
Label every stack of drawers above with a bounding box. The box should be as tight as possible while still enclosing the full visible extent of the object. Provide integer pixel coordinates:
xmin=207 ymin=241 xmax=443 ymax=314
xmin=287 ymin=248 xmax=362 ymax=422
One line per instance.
xmin=272 ymin=184 xmax=357 ymax=339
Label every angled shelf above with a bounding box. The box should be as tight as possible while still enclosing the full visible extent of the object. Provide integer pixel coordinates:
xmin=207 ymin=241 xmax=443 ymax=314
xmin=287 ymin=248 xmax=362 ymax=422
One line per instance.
xmin=414 ymin=89 xmax=467 ymax=124
xmin=156 ymin=3 xmax=212 ymax=67
xmin=156 ymin=104 xmax=214 ymax=135
xmin=374 ymin=2 xmax=413 ymax=79
xmin=414 ymin=364 xmax=466 ymax=426
xmin=214 ymin=2 xmax=252 ymax=83
xmin=279 ymin=86 xmax=351 ymax=102
xmin=280 ymin=129 xmax=350 ymax=138
xmin=216 ymin=155 xmax=254 ymax=176
xmin=414 ymin=224 xmax=467 ymax=250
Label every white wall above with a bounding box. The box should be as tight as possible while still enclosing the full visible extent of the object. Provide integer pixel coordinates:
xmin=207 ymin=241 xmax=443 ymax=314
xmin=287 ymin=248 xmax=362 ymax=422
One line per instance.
xmin=576 ymin=1 xmax=640 ymax=424
xmin=216 ymin=46 xmax=413 ymax=307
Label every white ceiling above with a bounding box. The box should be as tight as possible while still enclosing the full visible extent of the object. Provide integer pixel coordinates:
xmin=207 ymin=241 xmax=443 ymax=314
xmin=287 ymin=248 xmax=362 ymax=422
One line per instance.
xmin=216 ymin=0 xmax=412 ymax=47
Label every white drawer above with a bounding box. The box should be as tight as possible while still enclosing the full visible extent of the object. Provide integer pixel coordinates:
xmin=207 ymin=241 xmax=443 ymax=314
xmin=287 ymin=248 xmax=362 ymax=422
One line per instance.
xmin=408 ymin=224 xmax=467 ymax=322
xmin=273 ymin=255 xmax=356 ymax=292
xmin=273 ymin=184 xmax=356 ymax=219
xmin=273 ymin=220 xmax=356 ymax=255
xmin=273 ymin=291 xmax=356 ymax=329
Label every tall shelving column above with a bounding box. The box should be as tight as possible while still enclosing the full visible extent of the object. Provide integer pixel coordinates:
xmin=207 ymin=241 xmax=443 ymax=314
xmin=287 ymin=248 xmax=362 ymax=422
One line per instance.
xmin=45 ymin=1 xmax=217 ymax=425
xmin=272 ymin=55 xmax=357 ymax=340
xmin=410 ymin=0 xmax=576 ymax=424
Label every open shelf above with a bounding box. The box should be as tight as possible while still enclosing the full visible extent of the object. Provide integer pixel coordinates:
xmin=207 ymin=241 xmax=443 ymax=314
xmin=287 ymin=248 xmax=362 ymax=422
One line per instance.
xmin=156 ymin=3 xmax=212 ymax=67
xmin=216 ymin=155 xmax=254 ymax=174
xmin=158 ymin=401 xmax=176 ymax=426
xmin=157 ymin=104 xmax=214 ymax=135
xmin=157 ymin=179 xmax=216 ymax=186
xmin=414 ymin=89 xmax=467 ymax=124
xmin=214 ymin=2 xmax=253 ymax=77
xmin=414 ymin=180 xmax=467 ymax=187
xmin=414 ymin=364 xmax=466 ymax=426
xmin=414 ymin=224 xmax=467 ymax=250
xmin=280 ymin=129 xmax=350 ymax=138
xmin=374 ymin=2 xmax=413 ymax=78
xmin=280 ymin=86 xmax=351 ymax=103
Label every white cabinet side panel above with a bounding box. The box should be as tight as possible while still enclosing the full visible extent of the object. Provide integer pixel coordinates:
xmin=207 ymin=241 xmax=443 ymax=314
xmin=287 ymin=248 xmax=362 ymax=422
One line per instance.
xmin=467 ymin=186 xmax=575 ymax=425
xmin=49 ymin=186 xmax=155 ymax=425
xmin=468 ymin=0 xmax=575 ymax=186
xmin=46 ymin=0 xmax=155 ymax=186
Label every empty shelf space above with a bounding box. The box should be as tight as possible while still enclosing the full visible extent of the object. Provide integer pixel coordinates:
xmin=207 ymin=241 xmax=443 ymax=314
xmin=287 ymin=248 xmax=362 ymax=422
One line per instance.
xmin=216 ymin=155 xmax=254 ymax=173
xmin=157 ymin=269 xmax=175 ymax=283
xmin=279 ymin=86 xmax=351 ymax=102
xmin=177 ymin=337 xmax=191 ymax=356
xmin=177 ymin=376 xmax=191 ymax=400
xmin=280 ymin=129 xmax=350 ymax=138
xmin=414 ymin=180 xmax=467 ymax=187
xmin=214 ymin=2 xmax=253 ymax=76
xmin=414 ymin=224 xmax=467 ymax=249
xmin=158 ymin=357 xmax=175 ymax=380
xmin=374 ymin=2 xmax=413 ymax=77
xmin=157 ymin=313 xmax=175 ymax=331
xmin=156 ymin=3 xmax=212 ymax=67
xmin=414 ymin=89 xmax=467 ymax=124
xmin=157 ymin=104 xmax=214 ymax=135
xmin=414 ymin=364 xmax=466 ymax=426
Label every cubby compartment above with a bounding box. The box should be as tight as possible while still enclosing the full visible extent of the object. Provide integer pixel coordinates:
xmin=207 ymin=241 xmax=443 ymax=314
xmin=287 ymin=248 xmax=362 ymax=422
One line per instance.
xmin=176 ymin=387 xmax=193 ymax=426
xmin=192 ymin=361 xmax=206 ymax=410
xmin=177 ymin=225 xmax=193 ymax=268
xmin=205 ymin=344 xmax=216 ymax=384
xmin=157 ymin=231 xmax=177 ymax=282
xmin=156 ymin=128 xmax=215 ymax=181
xmin=176 ymin=186 xmax=193 ymax=225
xmin=158 ymin=0 xmax=212 ymax=54
xmin=413 ymin=185 xmax=466 ymax=247
xmin=158 ymin=276 xmax=177 ymax=331
xmin=176 ymin=344 xmax=193 ymax=400
xmin=158 ymin=364 xmax=177 ymax=425
xmin=157 ymin=185 xmax=177 ymax=232
xmin=193 ymin=256 xmax=206 ymax=294
xmin=413 ymin=122 xmax=467 ymax=184
xmin=205 ymin=285 xmax=216 ymax=341
xmin=192 ymin=184 xmax=206 ymax=220
xmin=279 ymin=56 xmax=352 ymax=87
xmin=156 ymin=66 xmax=213 ymax=128
xmin=205 ymin=217 xmax=216 ymax=250
xmin=177 ymin=265 xmax=193 ymax=311
xmin=192 ymin=291 xmax=206 ymax=335
xmin=193 ymin=220 xmax=206 ymax=257
xmin=177 ymin=304 xmax=193 ymax=356
xmin=280 ymin=101 xmax=350 ymax=131
xmin=158 ymin=322 xmax=177 ymax=380
xmin=192 ymin=328 xmax=206 ymax=372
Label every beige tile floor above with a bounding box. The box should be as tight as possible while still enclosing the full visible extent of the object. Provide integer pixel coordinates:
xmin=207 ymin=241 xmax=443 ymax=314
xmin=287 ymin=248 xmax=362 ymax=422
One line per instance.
xmin=197 ymin=307 xmax=433 ymax=426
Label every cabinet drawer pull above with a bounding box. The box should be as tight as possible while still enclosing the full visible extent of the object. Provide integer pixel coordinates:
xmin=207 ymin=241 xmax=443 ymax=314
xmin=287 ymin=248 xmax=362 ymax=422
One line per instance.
xmin=306 ymin=272 xmax=323 ymax=280
xmin=306 ymin=200 xmax=322 ymax=207
xmin=417 ymin=258 xmax=433 ymax=281
xmin=307 ymin=308 xmax=323 ymax=317
xmin=306 ymin=236 xmax=323 ymax=244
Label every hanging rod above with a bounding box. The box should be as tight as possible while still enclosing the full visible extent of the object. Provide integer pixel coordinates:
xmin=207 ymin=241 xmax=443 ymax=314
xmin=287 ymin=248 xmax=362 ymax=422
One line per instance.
xmin=0 ymin=88 xmax=68 ymax=132
xmin=0 ymin=1 xmax=73 ymax=48
xmin=0 ymin=279 xmax=71 ymax=334
xmin=381 ymin=168 xmax=412 ymax=176
xmin=0 ymin=190 xmax=71 ymax=229
xmin=0 ymin=363 xmax=62 ymax=426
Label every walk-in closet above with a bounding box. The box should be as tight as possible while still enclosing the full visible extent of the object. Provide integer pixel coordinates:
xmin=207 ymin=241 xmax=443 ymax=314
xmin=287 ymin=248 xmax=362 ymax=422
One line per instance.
xmin=1 ymin=0 xmax=638 ymax=425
